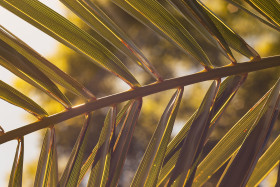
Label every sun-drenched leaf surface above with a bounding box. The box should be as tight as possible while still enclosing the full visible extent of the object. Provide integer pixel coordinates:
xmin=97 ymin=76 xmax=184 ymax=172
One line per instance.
xmin=8 ymin=138 xmax=24 ymax=187
xmin=176 ymin=0 xmax=236 ymax=63
xmin=59 ymin=0 xmax=161 ymax=81
xmin=0 ymin=0 xmax=140 ymax=88
xmin=193 ymin=0 xmax=260 ymax=61
xmin=59 ymin=113 xmax=92 ymax=187
xmin=0 ymin=25 xmax=95 ymax=100
xmin=192 ymin=86 xmax=275 ymax=187
xmin=108 ymin=99 xmax=142 ymax=187
xmin=112 ymin=0 xmax=213 ymax=69
xmin=0 ymin=39 xmax=71 ymax=108
xmin=131 ymin=88 xmax=183 ymax=187
xmin=245 ymin=0 xmax=280 ymax=27
xmin=218 ymin=77 xmax=280 ymax=187
xmin=158 ymin=75 xmax=246 ymax=185
xmin=34 ymin=128 xmax=58 ymax=187
xmin=225 ymin=0 xmax=280 ymax=32
xmin=168 ymin=81 xmax=220 ymax=187
xmin=0 ymin=80 xmax=47 ymax=119
xmin=247 ymin=134 xmax=280 ymax=186
xmin=77 ymin=101 xmax=133 ymax=184
xmin=87 ymin=107 xmax=116 ymax=187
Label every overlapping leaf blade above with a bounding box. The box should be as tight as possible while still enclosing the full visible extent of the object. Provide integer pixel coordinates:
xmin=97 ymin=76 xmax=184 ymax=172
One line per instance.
xmin=34 ymin=128 xmax=58 ymax=187
xmin=168 ymin=81 xmax=220 ymax=186
xmin=58 ymin=113 xmax=92 ymax=187
xmin=0 ymin=80 xmax=47 ymax=118
xmin=192 ymin=86 xmax=275 ymax=187
xmin=157 ymin=75 xmax=246 ymax=185
xmin=225 ymin=0 xmax=280 ymax=32
xmin=131 ymin=88 xmax=183 ymax=187
xmin=8 ymin=138 xmax=24 ymax=187
xmin=59 ymin=0 xmax=161 ymax=81
xmin=247 ymin=134 xmax=280 ymax=186
xmin=178 ymin=0 xmax=236 ymax=63
xmin=0 ymin=0 xmax=139 ymax=87
xmin=108 ymin=99 xmax=142 ymax=187
xmin=77 ymin=101 xmax=133 ymax=184
xmin=171 ymin=0 xmax=259 ymax=61
xmin=87 ymin=107 xmax=116 ymax=187
xmin=245 ymin=0 xmax=280 ymax=27
xmin=0 ymin=39 xmax=71 ymax=108
xmin=218 ymin=77 xmax=280 ymax=187
xmin=112 ymin=0 xmax=213 ymax=68
xmin=0 ymin=26 xmax=95 ymax=100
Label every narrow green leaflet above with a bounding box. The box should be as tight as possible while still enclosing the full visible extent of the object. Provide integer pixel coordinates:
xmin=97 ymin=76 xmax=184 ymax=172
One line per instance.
xmin=77 ymin=145 xmax=98 ymax=185
xmin=0 ymin=0 xmax=139 ymax=88
xmin=225 ymin=0 xmax=280 ymax=32
xmin=113 ymin=0 xmax=213 ymax=68
xmin=108 ymin=99 xmax=142 ymax=187
xmin=247 ymin=135 xmax=280 ymax=186
xmin=0 ymin=26 xmax=95 ymax=100
xmin=131 ymin=88 xmax=183 ymax=187
xmin=0 ymin=39 xmax=71 ymax=108
xmin=87 ymin=107 xmax=116 ymax=187
xmin=245 ymin=0 xmax=280 ymax=27
xmin=192 ymin=88 xmax=273 ymax=187
xmin=178 ymin=0 xmax=236 ymax=63
xmin=34 ymin=128 xmax=58 ymax=187
xmin=58 ymin=113 xmax=92 ymax=187
xmin=168 ymin=81 xmax=220 ymax=187
xmin=59 ymin=0 xmax=161 ymax=81
xmin=157 ymin=75 xmax=246 ymax=185
xmin=0 ymin=80 xmax=47 ymax=119
xmin=160 ymin=0 xmax=231 ymax=63
xmin=8 ymin=138 xmax=24 ymax=187
xmin=189 ymin=0 xmax=260 ymax=61
xmin=77 ymin=101 xmax=133 ymax=184
xmin=218 ymin=78 xmax=280 ymax=187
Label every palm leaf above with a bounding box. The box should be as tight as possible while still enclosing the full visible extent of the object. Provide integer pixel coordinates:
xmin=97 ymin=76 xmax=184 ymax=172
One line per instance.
xmin=0 ymin=0 xmax=140 ymax=87
xmin=168 ymin=81 xmax=220 ymax=186
xmin=131 ymin=88 xmax=183 ymax=187
xmin=0 ymin=80 xmax=47 ymax=119
xmin=8 ymin=138 xmax=24 ymax=187
xmin=87 ymin=107 xmax=116 ymax=187
xmin=59 ymin=0 xmax=161 ymax=81
xmin=0 ymin=25 xmax=95 ymax=100
xmin=112 ymin=0 xmax=213 ymax=69
xmin=218 ymin=77 xmax=280 ymax=187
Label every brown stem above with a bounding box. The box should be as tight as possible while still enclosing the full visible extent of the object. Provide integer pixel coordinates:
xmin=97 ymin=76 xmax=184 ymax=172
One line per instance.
xmin=0 ymin=55 xmax=280 ymax=144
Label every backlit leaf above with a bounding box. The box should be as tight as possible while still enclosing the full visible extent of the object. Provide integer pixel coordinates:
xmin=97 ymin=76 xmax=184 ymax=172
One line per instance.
xmin=0 ymin=25 xmax=95 ymax=100
xmin=0 ymin=0 xmax=140 ymax=88
xmin=0 ymin=80 xmax=47 ymax=119
xmin=192 ymin=87 xmax=274 ymax=187
xmin=58 ymin=113 xmax=92 ymax=187
xmin=168 ymin=81 xmax=220 ymax=186
xmin=34 ymin=128 xmax=58 ymax=187
xmin=8 ymin=138 xmax=24 ymax=187
xmin=158 ymin=75 xmax=246 ymax=185
xmin=87 ymin=107 xmax=116 ymax=187
xmin=131 ymin=88 xmax=183 ymax=187
xmin=0 ymin=39 xmax=71 ymax=108
xmin=245 ymin=0 xmax=280 ymax=27
xmin=218 ymin=77 xmax=280 ymax=187
xmin=112 ymin=0 xmax=213 ymax=69
xmin=108 ymin=99 xmax=142 ymax=187
xmin=59 ymin=0 xmax=161 ymax=81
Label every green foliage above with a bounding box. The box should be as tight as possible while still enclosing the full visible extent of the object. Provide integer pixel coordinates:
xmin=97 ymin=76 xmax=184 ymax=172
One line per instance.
xmin=0 ymin=0 xmax=280 ymax=186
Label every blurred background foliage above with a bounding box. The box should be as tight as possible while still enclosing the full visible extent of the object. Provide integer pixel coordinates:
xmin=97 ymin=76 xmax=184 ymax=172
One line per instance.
xmin=13 ymin=0 xmax=280 ymax=186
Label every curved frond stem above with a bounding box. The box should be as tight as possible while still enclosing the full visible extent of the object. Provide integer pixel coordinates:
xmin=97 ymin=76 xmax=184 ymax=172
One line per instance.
xmin=0 ymin=55 xmax=279 ymax=144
